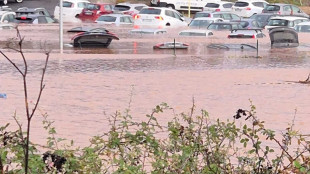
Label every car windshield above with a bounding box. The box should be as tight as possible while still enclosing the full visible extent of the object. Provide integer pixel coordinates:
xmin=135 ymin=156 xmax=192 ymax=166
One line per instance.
xmin=234 ymin=2 xmax=249 ymax=7
xmin=139 ymin=8 xmax=161 ymax=14
xmin=265 ymin=5 xmax=280 ymax=11
xmin=268 ymin=19 xmax=288 ymax=26
xmin=87 ymin=4 xmax=100 ymax=10
xmin=239 ymin=21 xmax=249 ymax=28
xmin=114 ymin=5 xmax=130 ymax=11
xmin=189 ymin=20 xmax=213 ymax=28
xmin=97 ymin=16 xmax=116 ymax=22
xmin=205 ymin=3 xmax=220 ymax=8
xmin=194 ymin=13 xmax=210 ymax=18
xmin=295 ymin=25 xmax=310 ymax=32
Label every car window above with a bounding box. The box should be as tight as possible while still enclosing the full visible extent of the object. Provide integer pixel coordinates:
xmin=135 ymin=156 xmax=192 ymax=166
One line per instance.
xmin=189 ymin=20 xmax=212 ymax=28
xmin=165 ymin=10 xmax=174 ymax=18
xmin=207 ymin=24 xmax=218 ymax=30
xmin=239 ymin=21 xmax=249 ymax=28
xmin=139 ymin=8 xmax=161 ymax=14
xmin=205 ymin=3 xmax=220 ymax=8
xmin=194 ymin=12 xmax=210 ymax=18
xmin=97 ymin=15 xmax=116 ymax=22
xmin=38 ymin=16 xmax=47 ymax=23
xmin=120 ymin=16 xmax=133 ymax=23
xmin=114 ymin=5 xmax=130 ymax=11
xmin=213 ymin=14 xmax=221 ymax=18
xmin=222 ymin=13 xmax=231 ymax=20
xmin=87 ymin=4 xmax=100 ymax=10
xmin=104 ymin=5 xmax=112 ymax=11
xmin=78 ymin=2 xmax=88 ymax=8
xmin=220 ymin=24 xmax=232 ymax=30
xmin=135 ymin=6 xmax=145 ymax=11
xmin=234 ymin=2 xmax=249 ymax=7
xmin=291 ymin=6 xmax=300 ymax=13
xmin=252 ymin=20 xmax=259 ymax=27
xmin=2 ymin=15 xmax=9 ymax=22
xmin=8 ymin=14 xmax=15 ymax=22
xmin=63 ymin=1 xmax=73 ymax=8
xmin=252 ymin=2 xmax=264 ymax=8
xmin=268 ymin=19 xmax=288 ymax=26
xmin=45 ymin=17 xmax=54 ymax=23
xmin=232 ymin=24 xmax=239 ymax=29
xmin=231 ymin=14 xmax=240 ymax=20
xmin=283 ymin=6 xmax=291 ymax=12
xmin=265 ymin=5 xmax=280 ymax=11
xmin=173 ymin=11 xmax=181 ymax=20
xmin=223 ymin=3 xmax=233 ymax=8
xmin=295 ymin=25 xmax=310 ymax=32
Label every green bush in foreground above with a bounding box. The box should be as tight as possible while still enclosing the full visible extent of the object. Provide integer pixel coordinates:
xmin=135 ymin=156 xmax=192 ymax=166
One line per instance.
xmin=1 ymin=101 xmax=310 ymax=173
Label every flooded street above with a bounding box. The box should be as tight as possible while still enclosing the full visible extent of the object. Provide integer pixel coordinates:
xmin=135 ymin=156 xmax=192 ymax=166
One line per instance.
xmin=0 ymin=24 xmax=310 ymax=146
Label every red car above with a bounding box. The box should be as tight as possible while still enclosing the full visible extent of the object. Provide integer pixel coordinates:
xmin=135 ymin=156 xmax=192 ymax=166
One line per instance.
xmin=79 ymin=3 xmax=114 ymax=22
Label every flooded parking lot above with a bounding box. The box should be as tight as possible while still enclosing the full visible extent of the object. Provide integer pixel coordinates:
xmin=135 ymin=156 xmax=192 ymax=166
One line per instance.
xmin=0 ymin=24 xmax=310 ymax=146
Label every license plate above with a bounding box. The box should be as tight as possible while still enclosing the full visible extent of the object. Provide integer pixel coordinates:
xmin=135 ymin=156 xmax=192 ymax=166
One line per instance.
xmin=85 ymin=11 xmax=93 ymax=15
xmin=235 ymin=8 xmax=242 ymax=11
xmin=143 ymin=19 xmax=152 ymax=22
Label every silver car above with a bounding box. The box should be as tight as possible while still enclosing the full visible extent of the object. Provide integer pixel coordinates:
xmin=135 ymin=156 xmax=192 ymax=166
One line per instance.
xmin=262 ymin=3 xmax=309 ymax=18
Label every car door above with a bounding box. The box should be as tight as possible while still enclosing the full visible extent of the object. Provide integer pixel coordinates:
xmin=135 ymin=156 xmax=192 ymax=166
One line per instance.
xmin=291 ymin=5 xmax=305 ymax=17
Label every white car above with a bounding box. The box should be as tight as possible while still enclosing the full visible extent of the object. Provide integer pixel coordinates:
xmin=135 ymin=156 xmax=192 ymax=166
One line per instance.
xmin=0 ymin=10 xmax=15 ymax=23
xmin=134 ymin=7 xmax=188 ymax=29
xmin=113 ymin=3 xmax=148 ymax=17
xmin=203 ymin=1 xmax=234 ymax=12
xmin=231 ymin=0 xmax=268 ymax=18
xmin=54 ymin=0 xmax=90 ymax=20
xmin=265 ymin=16 xmax=309 ymax=31
xmin=294 ymin=22 xmax=310 ymax=33
xmin=0 ymin=0 xmax=23 ymax=6
xmin=227 ymin=29 xmax=265 ymax=38
xmin=95 ymin=14 xmax=134 ymax=26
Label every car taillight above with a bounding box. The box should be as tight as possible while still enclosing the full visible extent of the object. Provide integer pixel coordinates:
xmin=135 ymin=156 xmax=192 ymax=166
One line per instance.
xmin=183 ymin=43 xmax=189 ymax=46
xmin=215 ymin=9 xmax=220 ymax=12
xmin=227 ymin=35 xmax=230 ymax=38
xmin=252 ymin=35 xmax=255 ymax=38
xmin=134 ymin=25 xmax=139 ymax=29
xmin=21 ymin=16 xmax=27 ymax=20
xmin=155 ymin=16 xmax=163 ymax=20
xmin=156 ymin=44 xmax=164 ymax=47
xmin=277 ymin=11 xmax=281 ymax=15
xmin=135 ymin=15 xmax=140 ymax=19
xmin=246 ymin=7 xmax=251 ymax=10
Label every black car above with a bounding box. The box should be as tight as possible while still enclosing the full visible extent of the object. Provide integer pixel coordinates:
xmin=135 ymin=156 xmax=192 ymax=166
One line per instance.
xmin=15 ymin=15 xmax=57 ymax=24
xmin=71 ymin=27 xmax=119 ymax=47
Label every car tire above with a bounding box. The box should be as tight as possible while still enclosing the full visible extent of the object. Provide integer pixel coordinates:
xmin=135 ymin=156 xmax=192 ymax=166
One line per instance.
xmin=166 ymin=4 xmax=175 ymax=9
xmin=1 ymin=0 xmax=8 ymax=5
xmin=15 ymin=0 xmax=23 ymax=3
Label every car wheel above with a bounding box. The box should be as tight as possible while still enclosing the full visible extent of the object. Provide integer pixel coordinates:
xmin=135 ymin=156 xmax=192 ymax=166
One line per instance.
xmin=166 ymin=4 xmax=175 ymax=9
xmin=15 ymin=0 xmax=23 ymax=3
xmin=1 ymin=0 xmax=8 ymax=5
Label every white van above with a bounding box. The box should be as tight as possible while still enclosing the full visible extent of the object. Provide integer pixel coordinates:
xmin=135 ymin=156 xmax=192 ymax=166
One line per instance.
xmin=150 ymin=0 xmax=221 ymax=12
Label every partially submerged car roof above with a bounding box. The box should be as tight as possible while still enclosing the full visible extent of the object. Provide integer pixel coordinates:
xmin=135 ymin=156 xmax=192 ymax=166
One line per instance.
xmin=67 ymin=27 xmax=109 ymax=33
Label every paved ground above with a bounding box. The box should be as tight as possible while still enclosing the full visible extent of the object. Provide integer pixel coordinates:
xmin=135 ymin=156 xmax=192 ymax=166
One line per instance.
xmin=6 ymin=0 xmax=58 ymax=15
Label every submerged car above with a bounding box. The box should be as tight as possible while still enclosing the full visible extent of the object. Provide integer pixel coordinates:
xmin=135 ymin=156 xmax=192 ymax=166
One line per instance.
xmin=71 ymin=27 xmax=119 ymax=47
xmin=228 ymin=29 xmax=265 ymax=38
xmin=15 ymin=15 xmax=57 ymax=24
xmin=129 ymin=28 xmax=167 ymax=35
xmin=207 ymin=22 xmax=243 ymax=31
xmin=262 ymin=3 xmax=309 ymax=18
xmin=269 ymin=27 xmax=298 ymax=48
xmin=265 ymin=16 xmax=309 ymax=31
xmin=188 ymin=17 xmax=224 ymax=29
xmin=294 ymin=22 xmax=310 ymax=33
xmin=179 ymin=29 xmax=213 ymax=37
xmin=153 ymin=42 xmax=189 ymax=49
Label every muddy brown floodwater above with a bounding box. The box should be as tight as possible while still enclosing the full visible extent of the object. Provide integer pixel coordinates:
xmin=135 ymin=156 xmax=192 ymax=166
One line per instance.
xmin=0 ymin=24 xmax=310 ymax=146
